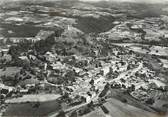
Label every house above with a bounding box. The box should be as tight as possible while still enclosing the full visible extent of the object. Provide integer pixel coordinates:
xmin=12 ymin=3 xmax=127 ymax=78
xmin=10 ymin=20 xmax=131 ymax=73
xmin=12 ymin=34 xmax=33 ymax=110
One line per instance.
xmin=164 ymin=33 xmax=168 ymax=38
xmin=44 ymin=51 xmax=57 ymax=63
xmin=20 ymin=89 xmax=29 ymax=94
xmin=0 ymin=48 xmax=9 ymax=55
xmin=0 ymin=83 xmax=14 ymax=98
xmin=9 ymin=38 xmax=22 ymax=44
xmin=35 ymin=30 xmax=55 ymax=41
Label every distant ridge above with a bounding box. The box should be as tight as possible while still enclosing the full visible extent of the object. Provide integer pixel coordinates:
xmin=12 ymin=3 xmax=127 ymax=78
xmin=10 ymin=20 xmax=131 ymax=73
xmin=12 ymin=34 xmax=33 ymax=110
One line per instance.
xmin=1 ymin=0 xmax=168 ymax=4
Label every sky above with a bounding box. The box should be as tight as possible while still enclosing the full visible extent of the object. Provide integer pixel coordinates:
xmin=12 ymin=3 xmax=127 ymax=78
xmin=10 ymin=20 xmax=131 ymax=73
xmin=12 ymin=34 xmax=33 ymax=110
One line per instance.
xmin=80 ymin=0 xmax=168 ymax=3
xmin=1 ymin=0 xmax=168 ymax=3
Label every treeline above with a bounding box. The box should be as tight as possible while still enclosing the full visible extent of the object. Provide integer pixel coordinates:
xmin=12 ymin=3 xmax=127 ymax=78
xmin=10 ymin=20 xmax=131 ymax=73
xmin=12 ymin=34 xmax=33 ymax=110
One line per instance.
xmin=109 ymin=39 xmax=168 ymax=47
xmin=8 ymin=29 xmax=63 ymax=58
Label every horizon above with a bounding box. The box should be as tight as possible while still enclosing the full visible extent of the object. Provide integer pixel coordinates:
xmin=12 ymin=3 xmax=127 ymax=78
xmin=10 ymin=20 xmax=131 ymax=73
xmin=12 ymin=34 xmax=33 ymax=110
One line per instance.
xmin=1 ymin=0 xmax=168 ymax=4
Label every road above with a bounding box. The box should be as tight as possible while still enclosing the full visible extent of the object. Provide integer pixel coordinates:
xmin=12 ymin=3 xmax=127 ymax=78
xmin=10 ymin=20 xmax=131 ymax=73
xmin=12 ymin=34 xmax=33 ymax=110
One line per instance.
xmin=109 ymin=62 xmax=143 ymax=83
xmin=48 ymin=101 xmax=91 ymax=117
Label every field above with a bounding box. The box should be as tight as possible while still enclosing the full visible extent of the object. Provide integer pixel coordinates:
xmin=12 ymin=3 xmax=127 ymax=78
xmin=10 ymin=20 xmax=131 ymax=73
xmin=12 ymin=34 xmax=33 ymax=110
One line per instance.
xmin=3 ymin=94 xmax=61 ymax=116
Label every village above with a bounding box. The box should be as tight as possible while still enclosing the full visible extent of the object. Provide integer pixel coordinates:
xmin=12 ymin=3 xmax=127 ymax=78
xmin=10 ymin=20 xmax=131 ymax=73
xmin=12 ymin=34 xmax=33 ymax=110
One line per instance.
xmin=0 ymin=1 xmax=168 ymax=117
xmin=0 ymin=27 xmax=168 ymax=116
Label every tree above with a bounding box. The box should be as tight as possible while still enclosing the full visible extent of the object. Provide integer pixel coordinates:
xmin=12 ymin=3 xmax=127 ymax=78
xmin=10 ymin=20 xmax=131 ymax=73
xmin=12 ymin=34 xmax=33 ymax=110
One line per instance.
xmin=69 ymin=111 xmax=77 ymax=117
xmin=145 ymin=98 xmax=155 ymax=105
xmin=89 ymin=79 xmax=94 ymax=85
xmin=8 ymin=39 xmax=32 ymax=59
xmin=57 ymin=111 xmax=66 ymax=117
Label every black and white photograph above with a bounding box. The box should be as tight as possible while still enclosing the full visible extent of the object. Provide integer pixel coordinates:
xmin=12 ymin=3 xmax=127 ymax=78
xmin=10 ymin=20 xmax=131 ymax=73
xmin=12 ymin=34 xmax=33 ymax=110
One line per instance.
xmin=0 ymin=0 xmax=168 ymax=117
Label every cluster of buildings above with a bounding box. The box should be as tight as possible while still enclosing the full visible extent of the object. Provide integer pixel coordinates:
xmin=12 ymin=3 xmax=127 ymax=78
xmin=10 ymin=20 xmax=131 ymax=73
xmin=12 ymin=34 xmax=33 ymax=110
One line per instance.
xmin=0 ymin=2 xmax=168 ymax=116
